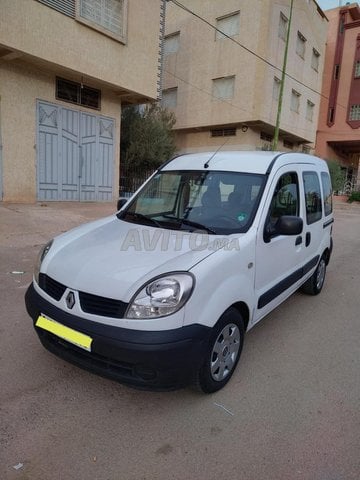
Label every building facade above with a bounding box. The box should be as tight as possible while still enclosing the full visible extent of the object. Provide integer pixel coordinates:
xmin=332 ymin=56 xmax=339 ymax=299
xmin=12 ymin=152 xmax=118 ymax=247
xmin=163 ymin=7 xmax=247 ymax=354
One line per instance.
xmin=316 ymin=3 xmax=360 ymax=190
xmin=162 ymin=0 xmax=328 ymax=154
xmin=0 ymin=0 xmax=164 ymax=202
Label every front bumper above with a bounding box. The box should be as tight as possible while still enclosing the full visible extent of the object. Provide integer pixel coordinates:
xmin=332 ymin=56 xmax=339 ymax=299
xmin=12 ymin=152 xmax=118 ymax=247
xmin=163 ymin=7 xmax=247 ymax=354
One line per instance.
xmin=25 ymin=283 xmax=211 ymax=390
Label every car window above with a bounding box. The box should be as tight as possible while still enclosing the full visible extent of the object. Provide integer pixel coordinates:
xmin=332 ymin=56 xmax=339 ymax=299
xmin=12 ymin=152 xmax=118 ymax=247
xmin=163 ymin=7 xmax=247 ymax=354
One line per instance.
xmin=268 ymin=172 xmax=299 ymax=228
xmin=321 ymin=172 xmax=333 ymax=217
xmin=121 ymin=170 xmax=265 ymax=234
xmin=303 ymin=171 xmax=322 ymax=224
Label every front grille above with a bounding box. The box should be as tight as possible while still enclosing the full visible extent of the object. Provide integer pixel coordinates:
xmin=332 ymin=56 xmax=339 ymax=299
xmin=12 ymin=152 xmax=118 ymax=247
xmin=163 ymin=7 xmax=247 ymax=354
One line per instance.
xmin=38 ymin=274 xmax=128 ymax=318
xmin=39 ymin=273 xmax=66 ymax=301
xmin=79 ymin=291 xmax=128 ymax=318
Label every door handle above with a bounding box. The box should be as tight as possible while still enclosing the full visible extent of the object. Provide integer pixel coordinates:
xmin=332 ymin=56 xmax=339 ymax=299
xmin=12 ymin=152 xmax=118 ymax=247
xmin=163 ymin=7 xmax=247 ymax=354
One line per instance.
xmin=305 ymin=232 xmax=311 ymax=247
xmin=295 ymin=236 xmax=302 ymax=246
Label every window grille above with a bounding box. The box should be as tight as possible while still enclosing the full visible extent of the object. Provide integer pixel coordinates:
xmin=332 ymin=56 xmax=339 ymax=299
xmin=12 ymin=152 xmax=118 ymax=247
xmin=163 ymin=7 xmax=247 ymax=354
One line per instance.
xmin=349 ymin=105 xmax=360 ymax=121
xmin=211 ymin=128 xmax=236 ymax=137
xmin=77 ymin=0 xmax=127 ymax=43
xmin=56 ymin=78 xmax=101 ymax=110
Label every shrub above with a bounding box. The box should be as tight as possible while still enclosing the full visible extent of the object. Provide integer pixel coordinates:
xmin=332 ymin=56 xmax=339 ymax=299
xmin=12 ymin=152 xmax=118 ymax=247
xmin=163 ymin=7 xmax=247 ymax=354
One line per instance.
xmin=348 ymin=191 xmax=360 ymax=203
xmin=326 ymin=160 xmax=346 ymax=193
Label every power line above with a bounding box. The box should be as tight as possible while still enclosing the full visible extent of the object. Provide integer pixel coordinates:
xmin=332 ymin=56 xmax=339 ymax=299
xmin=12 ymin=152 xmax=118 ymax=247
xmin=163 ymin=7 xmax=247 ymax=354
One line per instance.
xmin=168 ymin=0 xmax=348 ymax=112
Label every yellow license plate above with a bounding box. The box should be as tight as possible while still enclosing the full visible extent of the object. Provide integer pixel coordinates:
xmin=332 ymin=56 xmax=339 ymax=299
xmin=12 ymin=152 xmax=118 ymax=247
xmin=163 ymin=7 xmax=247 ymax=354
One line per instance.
xmin=36 ymin=315 xmax=93 ymax=352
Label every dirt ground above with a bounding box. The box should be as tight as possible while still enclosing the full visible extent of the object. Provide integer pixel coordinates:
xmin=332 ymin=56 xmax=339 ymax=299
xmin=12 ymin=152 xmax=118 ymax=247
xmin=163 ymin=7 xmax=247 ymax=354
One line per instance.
xmin=0 ymin=199 xmax=359 ymax=480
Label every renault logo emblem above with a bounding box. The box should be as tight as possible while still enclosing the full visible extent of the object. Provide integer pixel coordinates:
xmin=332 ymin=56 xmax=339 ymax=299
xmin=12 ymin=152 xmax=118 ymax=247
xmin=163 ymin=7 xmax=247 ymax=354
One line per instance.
xmin=66 ymin=291 xmax=75 ymax=309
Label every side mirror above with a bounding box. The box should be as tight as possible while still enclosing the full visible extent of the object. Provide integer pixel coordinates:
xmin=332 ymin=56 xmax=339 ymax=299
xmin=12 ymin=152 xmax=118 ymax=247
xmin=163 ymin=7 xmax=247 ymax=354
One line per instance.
xmin=264 ymin=215 xmax=303 ymax=243
xmin=117 ymin=198 xmax=128 ymax=211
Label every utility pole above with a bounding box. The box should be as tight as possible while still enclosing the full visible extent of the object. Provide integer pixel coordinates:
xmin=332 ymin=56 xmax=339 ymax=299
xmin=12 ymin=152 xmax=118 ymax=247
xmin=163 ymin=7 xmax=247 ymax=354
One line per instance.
xmin=272 ymin=0 xmax=294 ymax=151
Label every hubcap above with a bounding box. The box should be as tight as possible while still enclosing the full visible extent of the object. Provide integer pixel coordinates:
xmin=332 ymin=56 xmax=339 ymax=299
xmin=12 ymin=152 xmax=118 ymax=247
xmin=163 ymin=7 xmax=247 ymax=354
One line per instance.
xmin=210 ymin=323 xmax=240 ymax=382
xmin=316 ymin=259 xmax=326 ymax=290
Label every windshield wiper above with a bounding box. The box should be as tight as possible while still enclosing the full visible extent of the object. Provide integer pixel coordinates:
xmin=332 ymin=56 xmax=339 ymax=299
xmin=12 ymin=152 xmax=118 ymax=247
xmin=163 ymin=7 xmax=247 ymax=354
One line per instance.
xmin=161 ymin=214 xmax=216 ymax=234
xmin=121 ymin=212 xmax=163 ymax=228
xmin=180 ymin=219 xmax=216 ymax=234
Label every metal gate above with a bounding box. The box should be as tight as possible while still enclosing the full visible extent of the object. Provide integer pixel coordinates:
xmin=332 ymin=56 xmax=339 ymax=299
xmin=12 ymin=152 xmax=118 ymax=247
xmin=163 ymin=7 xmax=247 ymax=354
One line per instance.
xmin=37 ymin=101 xmax=114 ymax=201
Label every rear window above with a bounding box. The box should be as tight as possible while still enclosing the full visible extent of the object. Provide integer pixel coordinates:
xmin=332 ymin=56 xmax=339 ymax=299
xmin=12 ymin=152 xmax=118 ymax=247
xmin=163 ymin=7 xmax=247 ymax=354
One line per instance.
xmin=321 ymin=172 xmax=333 ymax=216
xmin=303 ymin=171 xmax=322 ymax=224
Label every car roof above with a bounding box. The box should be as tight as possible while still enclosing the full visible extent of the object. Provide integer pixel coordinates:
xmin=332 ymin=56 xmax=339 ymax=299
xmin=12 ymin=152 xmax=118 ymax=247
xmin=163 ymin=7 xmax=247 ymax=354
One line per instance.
xmin=161 ymin=151 xmax=327 ymax=175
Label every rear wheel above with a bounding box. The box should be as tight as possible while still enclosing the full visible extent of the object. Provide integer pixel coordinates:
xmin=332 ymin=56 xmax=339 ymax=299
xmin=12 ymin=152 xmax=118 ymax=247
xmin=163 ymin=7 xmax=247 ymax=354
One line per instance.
xmin=196 ymin=308 xmax=244 ymax=393
xmin=301 ymin=255 xmax=327 ymax=295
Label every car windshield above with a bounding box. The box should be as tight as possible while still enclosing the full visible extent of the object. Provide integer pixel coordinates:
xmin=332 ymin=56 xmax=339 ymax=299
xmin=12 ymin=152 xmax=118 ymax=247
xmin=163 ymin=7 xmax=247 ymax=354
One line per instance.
xmin=118 ymin=170 xmax=265 ymax=234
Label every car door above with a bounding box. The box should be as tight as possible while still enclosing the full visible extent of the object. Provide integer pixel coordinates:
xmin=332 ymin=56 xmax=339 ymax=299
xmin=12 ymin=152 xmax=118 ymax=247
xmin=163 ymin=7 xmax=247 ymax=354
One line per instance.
xmin=253 ymin=166 xmax=304 ymax=325
xmin=299 ymin=168 xmax=325 ymax=274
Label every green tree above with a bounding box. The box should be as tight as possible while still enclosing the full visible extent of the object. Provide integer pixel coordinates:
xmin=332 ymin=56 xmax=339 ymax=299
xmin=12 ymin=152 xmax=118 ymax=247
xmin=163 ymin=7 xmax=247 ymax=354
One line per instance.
xmin=121 ymin=104 xmax=176 ymax=169
xmin=326 ymin=160 xmax=346 ymax=193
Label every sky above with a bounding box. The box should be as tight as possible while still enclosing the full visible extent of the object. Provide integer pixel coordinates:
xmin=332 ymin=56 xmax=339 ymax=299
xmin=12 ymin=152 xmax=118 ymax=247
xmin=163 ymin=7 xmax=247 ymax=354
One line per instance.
xmin=316 ymin=0 xmax=358 ymax=10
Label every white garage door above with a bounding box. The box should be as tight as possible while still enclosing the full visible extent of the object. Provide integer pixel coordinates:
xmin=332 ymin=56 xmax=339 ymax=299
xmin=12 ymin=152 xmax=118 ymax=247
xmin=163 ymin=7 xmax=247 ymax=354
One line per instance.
xmin=37 ymin=100 xmax=115 ymax=201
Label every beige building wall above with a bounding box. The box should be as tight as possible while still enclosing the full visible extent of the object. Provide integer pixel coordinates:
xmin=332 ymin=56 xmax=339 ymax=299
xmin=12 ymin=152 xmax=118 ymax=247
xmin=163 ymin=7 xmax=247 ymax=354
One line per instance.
xmin=163 ymin=0 xmax=328 ymax=153
xmin=0 ymin=0 xmax=161 ymax=100
xmin=0 ymin=62 xmax=121 ymax=203
xmin=0 ymin=0 xmax=163 ymax=202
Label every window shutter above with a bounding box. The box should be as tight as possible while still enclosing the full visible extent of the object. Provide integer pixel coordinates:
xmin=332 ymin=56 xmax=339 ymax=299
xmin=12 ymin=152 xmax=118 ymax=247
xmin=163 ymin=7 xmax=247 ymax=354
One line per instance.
xmin=80 ymin=0 xmax=125 ymax=37
xmin=37 ymin=0 xmax=76 ymax=18
xmin=212 ymin=77 xmax=235 ymax=100
xmin=162 ymin=88 xmax=178 ymax=109
xmin=164 ymin=33 xmax=180 ymax=55
xmin=216 ymin=13 xmax=240 ymax=40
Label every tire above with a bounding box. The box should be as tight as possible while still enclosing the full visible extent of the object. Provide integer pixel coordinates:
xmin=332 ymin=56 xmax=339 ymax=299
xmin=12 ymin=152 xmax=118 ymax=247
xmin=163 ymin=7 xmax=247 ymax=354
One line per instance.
xmin=301 ymin=255 xmax=327 ymax=295
xmin=195 ymin=308 xmax=245 ymax=393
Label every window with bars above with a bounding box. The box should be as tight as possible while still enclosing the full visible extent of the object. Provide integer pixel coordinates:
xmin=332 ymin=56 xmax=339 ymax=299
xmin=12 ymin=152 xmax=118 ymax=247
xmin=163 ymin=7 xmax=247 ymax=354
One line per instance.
xmin=212 ymin=76 xmax=235 ymax=100
xmin=216 ymin=12 xmax=240 ymax=40
xmin=161 ymin=88 xmax=178 ymax=109
xmin=311 ymin=48 xmax=320 ymax=71
xmin=76 ymin=0 xmax=127 ymax=43
xmin=349 ymin=105 xmax=360 ymax=121
xmin=210 ymin=128 xmax=236 ymax=137
xmin=56 ymin=78 xmax=101 ymax=109
xmin=164 ymin=32 xmax=180 ymax=55
xmin=291 ymin=90 xmax=301 ymax=113
xmin=273 ymin=77 xmax=281 ymax=101
xmin=278 ymin=12 xmax=288 ymax=41
xmin=306 ymin=100 xmax=315 ymax=121
xmin=260 ymin=132 xmax=273 ymax=142
xmin=296 ymin=31 xmax=306 ymax=59
xmin=354 ymin=61 xmax=360 ymax=78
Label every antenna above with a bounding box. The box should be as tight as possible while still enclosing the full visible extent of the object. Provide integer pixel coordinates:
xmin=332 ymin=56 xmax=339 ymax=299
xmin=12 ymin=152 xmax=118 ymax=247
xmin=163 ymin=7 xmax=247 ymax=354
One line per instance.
xmin=203 ymin=138 xmax=230 ymax=169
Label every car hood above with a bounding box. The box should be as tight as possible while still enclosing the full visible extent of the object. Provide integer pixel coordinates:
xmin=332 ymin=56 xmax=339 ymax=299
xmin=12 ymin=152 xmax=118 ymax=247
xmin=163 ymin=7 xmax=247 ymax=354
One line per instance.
xmin=41 ymin=216 xmax=219 ymax=301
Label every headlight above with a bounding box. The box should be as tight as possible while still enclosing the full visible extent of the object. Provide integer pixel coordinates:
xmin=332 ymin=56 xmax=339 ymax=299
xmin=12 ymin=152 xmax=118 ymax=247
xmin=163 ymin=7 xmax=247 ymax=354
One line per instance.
xmin=34 ymin=240 xmax=53 ymax=284
xmin=126 ymin=273 xmax=194 ymax=319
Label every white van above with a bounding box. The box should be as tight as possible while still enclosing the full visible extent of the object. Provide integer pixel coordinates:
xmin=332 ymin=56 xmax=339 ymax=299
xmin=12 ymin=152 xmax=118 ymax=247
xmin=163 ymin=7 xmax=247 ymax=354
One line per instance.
xmin=25 ymin=151 xmax=333 ymax=392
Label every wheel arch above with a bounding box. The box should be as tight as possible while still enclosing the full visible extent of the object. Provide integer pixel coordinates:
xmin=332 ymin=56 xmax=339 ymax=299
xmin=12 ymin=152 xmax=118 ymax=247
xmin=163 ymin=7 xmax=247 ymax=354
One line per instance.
xmin=322 ymin=247 xmax=331 ymax=265
xmin=228 ymin=301 xmax=250 ymax=332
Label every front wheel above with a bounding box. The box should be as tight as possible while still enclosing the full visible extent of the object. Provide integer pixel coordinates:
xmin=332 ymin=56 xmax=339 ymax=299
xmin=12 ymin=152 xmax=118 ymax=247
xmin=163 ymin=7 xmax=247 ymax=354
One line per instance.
xmin=301 ymin=256 xmax=327 ymax=295
xmin=195 ymin=308 xmax=245 ymax=393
